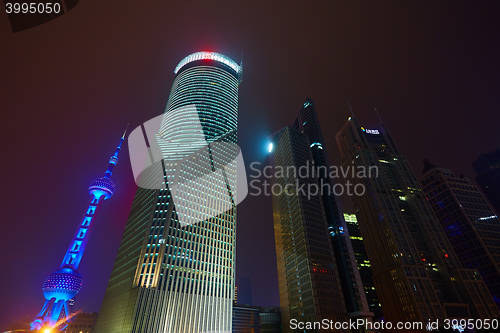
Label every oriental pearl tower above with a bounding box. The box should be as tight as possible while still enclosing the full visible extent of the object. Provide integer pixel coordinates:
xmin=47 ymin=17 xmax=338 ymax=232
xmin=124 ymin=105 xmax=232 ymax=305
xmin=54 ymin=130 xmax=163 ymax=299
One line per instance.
xmin=30 ymin=127 xmax=127 ymax=331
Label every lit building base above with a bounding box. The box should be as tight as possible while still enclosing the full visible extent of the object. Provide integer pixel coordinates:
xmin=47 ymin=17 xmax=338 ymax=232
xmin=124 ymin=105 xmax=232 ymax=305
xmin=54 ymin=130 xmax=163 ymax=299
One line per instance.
xmin=133 ymin=289 xmax=232 ymax=333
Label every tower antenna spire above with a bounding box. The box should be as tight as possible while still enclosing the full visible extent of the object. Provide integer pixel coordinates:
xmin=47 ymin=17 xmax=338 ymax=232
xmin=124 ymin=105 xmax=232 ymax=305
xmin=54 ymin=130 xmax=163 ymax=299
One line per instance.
xmin=105 ymin=126 xmax=128 ymax=178
xmin=374 ymin=107 xmax=384 ymax=123
xmin=347 ymin=101 xmax=355 ymax=118
xmin=122 ymin=123 xmax=129 ymax=139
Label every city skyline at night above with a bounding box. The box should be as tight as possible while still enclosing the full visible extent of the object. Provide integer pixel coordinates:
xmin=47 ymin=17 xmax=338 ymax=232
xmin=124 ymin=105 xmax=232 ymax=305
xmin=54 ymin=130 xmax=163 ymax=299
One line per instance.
xmin=268 ymin=99 xmax=373 ymax=333
xmin=2 ymin=1 xmax=500 ymax=331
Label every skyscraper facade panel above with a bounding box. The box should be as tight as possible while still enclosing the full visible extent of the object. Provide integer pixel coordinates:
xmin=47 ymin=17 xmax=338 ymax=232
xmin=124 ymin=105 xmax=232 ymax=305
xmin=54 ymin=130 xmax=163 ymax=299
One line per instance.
xmin=270 ymin=126 xmax=348 ymax=332
xmin=268 ymin=100 xmax=373 ymax=332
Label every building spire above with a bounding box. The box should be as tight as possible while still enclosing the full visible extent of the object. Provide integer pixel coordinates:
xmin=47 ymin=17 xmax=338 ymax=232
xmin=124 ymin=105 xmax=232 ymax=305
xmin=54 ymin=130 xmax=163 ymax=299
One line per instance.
xmin=104 ymin=124 xmax=129 ymax=178
xmin=122 ymin=123 xmax=129 ymax=139
xmin=374 ymin=107 xmax=383 ymax=124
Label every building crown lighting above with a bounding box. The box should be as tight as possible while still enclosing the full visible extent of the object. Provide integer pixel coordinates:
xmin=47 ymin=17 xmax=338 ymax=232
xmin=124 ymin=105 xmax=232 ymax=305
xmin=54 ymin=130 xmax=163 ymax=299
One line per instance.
xmin=174 ymin=51 xmax=241 ymax=74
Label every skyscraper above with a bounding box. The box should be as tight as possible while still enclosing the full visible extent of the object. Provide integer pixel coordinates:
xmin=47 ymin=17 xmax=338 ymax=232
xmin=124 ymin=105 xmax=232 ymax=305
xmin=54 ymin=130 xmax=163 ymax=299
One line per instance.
xmin=268 ymin=99 xmax=372 ymax=333
xmin=473 ymin=149 xmax=500 ymax=215
xmin=94 ymin=52 xmax=242 ymax=333
xmin=344 ymin=213 xmax=383 ymax=320
xmin=292 ymin=99 xmax=371 ymax=320
xmin=419 ymin=160 xmax=500 ymax=308
xmin=30 ymin=130 xmax=126 ymax=331
xmin=336 ymin=117 xmax=500 ymax=325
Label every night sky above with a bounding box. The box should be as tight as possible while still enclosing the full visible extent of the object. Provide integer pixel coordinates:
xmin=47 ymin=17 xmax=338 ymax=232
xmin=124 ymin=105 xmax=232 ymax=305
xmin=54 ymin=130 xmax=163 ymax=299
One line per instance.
xmin=1 ymin=1 xmax=500 ymax=330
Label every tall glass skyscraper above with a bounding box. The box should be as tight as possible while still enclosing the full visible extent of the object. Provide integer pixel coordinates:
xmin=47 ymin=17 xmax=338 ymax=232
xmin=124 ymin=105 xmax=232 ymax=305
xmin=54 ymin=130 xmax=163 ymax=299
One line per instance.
xmin=292 ymin=100 xmax=371 ymax=321
xmin=336 ymin=117 xmax=500 ymax=324
xmin=268 ymin=100 xmax=372 ymax=333
xmin=94 ymin=51 xmax=242 ymax=333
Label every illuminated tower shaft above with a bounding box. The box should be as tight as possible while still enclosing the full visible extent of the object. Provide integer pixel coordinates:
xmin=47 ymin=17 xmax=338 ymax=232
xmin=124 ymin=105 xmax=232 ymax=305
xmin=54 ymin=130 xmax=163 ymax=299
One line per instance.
xmin=30 ymin=129 xmax=126 ymax=331
xmin=60 ymin=134 xmax=124 ymax=270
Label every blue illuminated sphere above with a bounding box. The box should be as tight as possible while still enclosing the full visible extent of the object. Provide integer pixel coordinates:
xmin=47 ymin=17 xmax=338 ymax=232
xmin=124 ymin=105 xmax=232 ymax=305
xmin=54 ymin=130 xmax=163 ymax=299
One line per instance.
xmin=88 ymin=177 xmax=115 ymax=199
xmin=42 ymin=267 xmax=83 ymax=301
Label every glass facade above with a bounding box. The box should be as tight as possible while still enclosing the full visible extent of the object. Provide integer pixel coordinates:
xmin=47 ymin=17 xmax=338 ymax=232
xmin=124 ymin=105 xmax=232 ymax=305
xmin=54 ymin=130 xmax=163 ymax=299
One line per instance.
xmin=95 ymin=52 xmax=241 ymax=333
xmin=259 ymin=307 xmax=282 ymax=333
xmin=291 ymin=99 xmax=371 ymax=319
xmin=232 ymin=305 xmax=261 ymax=333
xmin=335 ymin=117 xmax=500 ymax=324
xmin=420 ymin=162 xmax=500 ymax=308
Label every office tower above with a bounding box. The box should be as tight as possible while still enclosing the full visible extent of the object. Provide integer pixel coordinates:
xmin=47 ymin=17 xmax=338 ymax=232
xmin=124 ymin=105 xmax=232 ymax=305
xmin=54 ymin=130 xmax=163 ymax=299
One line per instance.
xmin=95 ymin=52 xmax=242 ymax=333
xmin=344 ymin=213 xmax=384 ymax=320
xmin=473 ymin=149 xmax=500 ymax=215
xmin=268 ymin=99 xmax=372 ymax=333
xmin=29 ymin=131 xmax=126 ymax=331
xmin=336 ymin=117 xmax=500 ymax=325
xmin=419 ymin=160 xmax=500 ymax=307
xmin=292 ymin=99 xmax=371 ymax=320
xmin=232 ymin=305 xmax=261 ymax=333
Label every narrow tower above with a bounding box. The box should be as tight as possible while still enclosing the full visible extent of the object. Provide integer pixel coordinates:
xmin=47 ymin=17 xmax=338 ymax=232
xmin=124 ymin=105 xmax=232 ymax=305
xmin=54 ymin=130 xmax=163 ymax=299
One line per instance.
xmin=30 ymin=129 xmax=127 ymax=331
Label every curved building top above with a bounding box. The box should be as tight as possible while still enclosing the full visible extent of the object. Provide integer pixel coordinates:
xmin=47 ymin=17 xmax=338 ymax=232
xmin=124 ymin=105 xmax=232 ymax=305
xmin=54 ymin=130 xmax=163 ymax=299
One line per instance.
xmin=174 ymin=51 xmax=241 ymax=75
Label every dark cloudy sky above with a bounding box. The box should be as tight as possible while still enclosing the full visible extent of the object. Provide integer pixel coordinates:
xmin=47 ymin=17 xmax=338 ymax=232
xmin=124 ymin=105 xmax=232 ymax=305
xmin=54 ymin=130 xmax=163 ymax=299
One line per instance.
xmin=1 ymin=0 xmax=500 ymax=329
